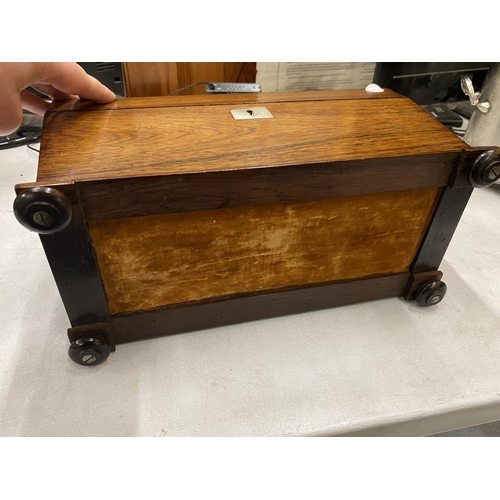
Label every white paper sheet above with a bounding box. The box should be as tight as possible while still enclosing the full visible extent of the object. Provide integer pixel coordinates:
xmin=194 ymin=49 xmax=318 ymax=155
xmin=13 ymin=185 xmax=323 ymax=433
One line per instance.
xmin=256 ymin=62 xmax=376 ymax=92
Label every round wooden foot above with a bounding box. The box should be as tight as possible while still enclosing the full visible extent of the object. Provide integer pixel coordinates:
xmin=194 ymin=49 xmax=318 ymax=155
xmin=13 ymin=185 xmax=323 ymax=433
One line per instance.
xmin=68 ymin=337 xmax=111 ymax=366
xmin=415 ymin=280 xmax=447 ymax=307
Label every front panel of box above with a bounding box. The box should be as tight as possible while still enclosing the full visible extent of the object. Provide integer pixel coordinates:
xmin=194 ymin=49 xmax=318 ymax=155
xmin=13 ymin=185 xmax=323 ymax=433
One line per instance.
xmin=89 ymin=187 xmax=441 ymax=315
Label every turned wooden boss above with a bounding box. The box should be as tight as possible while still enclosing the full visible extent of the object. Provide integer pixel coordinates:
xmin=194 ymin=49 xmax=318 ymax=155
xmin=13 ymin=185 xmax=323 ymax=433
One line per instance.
xmin=13 ymin=89 xmax=500 ymax=366
xmin=14 ymin=186 xmax=72 ymax=234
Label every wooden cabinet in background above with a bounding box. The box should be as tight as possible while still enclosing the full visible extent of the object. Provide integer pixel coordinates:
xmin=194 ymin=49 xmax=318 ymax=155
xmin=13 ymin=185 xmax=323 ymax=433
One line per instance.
xmin=123 ymin=62 xmax=257 ymax=97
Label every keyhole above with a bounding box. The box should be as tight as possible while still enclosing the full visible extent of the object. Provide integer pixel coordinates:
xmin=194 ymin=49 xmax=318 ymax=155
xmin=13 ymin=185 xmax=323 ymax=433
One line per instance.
xmin=246 ymin=109 xmax=254 ymax=116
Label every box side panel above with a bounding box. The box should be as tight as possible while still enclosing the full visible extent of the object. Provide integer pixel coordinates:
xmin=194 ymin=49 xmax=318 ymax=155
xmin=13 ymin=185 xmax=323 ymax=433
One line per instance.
xmin=89 ymin=188 xmax=441 ymax=315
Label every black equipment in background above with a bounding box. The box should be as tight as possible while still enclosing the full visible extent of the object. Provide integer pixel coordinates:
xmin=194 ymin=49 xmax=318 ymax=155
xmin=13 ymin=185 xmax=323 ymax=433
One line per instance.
xmin=373 ymin=62 xmax=491 ymax=105
xmin=77 ymin=62 xmax=125 ymax=97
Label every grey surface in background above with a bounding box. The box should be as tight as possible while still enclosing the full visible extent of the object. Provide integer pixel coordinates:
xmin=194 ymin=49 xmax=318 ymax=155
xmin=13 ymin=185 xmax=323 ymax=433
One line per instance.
xmin=434 ymin=420 xmax=500 ymax=437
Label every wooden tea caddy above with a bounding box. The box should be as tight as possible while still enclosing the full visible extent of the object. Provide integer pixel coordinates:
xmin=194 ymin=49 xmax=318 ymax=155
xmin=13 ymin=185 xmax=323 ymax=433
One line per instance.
xmin=13 ymin=89 xmax=500 ymax=366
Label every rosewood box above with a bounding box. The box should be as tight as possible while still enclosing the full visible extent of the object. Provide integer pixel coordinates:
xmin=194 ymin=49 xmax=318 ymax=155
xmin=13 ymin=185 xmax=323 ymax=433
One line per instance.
xmin=13 ymin=89 xmax=500 ymax=365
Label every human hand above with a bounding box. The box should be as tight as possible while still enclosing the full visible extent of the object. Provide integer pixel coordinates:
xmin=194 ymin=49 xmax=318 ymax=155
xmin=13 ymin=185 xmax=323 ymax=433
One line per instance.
xmin=0 ymin=62 xmax=116 ymax=135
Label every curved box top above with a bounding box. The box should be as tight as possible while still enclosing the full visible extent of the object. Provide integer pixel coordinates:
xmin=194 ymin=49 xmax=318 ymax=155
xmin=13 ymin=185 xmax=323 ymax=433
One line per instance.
xmin=36 ymin=89 xmax=466 ymax=184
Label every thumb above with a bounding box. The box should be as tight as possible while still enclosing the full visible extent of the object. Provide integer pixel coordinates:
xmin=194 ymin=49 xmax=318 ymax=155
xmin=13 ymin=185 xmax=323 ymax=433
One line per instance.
xmin=0 ymin=87 xmax=23 ymax=135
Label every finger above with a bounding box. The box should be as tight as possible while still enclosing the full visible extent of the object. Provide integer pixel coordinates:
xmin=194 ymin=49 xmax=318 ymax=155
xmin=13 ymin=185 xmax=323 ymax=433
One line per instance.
xmin=20 ymin=89 xmax=51 ymax=116
xmin=38 ymin=63 xmax=116 ymax=103
xmin=0 ymin=87 xmax=23 ymax=135
xmin=30 ymin=83 xmax=78 ymax=101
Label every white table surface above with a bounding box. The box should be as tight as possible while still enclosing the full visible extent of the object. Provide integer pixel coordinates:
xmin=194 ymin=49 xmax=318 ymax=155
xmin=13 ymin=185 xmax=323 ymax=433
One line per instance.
xmin=1 ymin=144 xmax=500 ymax=437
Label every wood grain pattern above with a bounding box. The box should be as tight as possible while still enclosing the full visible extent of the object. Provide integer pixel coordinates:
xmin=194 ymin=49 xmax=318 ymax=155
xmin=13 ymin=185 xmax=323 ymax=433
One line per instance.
xmin=109 ymin=273 xmax=411 ymax=342
xmin=78 ymin=153 xmax=458 ymax=221
xmin=39 ymin=205 xmax=111 ymax=327
xmin=37 ymin=93 xmax=465 ymax=184
xmin=123 ymin=62 xmax=178 ymax=97
xmin=411 ymin=186 xmax=474 ymax=273
xmin=123 ymin=62 xmax=256 ymax=97
xmin=20 ymin=89 xmax=477 ymax=346
xmin=224 ymin=62 xmax=257 ymax=85
xmin=89 ymin=188 xmax=441 ymax=315
xmin=178 ymin=63 xmax=256 ymax=95
xmin=176 ymin=62 xmax=224 ymax=95
xmin=46 ymin=89 xmax=405 ymax=113
xmin=67 ymin=322 xmax=116 ymax=351
xmin=403 ymin=270 xmax=443 ymax=301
